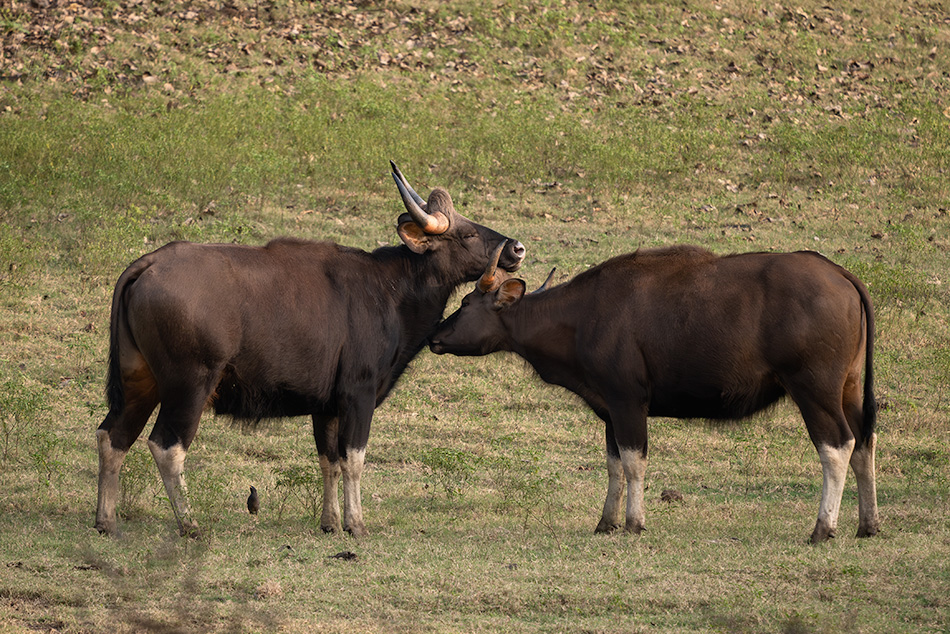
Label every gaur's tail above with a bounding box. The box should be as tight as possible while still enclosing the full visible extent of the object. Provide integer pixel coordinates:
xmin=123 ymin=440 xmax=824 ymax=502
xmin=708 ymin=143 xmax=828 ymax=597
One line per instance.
xmin=104 ymin=256 xmax=152 ymax=415
xmin=845 ymin=269 xmax=876 ymax=446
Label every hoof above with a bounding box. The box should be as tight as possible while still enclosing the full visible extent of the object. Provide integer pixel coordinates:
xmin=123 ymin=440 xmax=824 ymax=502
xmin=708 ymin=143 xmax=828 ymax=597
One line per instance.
xmin=594 ymin=519 xmax=622 ymax=534
xmin=858 ymin=517 xmax=881 ymax=537
xmin=344 ymin=523 xmax=368 ymax=538
xmin=178 ymin=521 xmax=201 ymax=539
xmin=856 ymin=524 xmax=879 ymax=538
xmin=809 ymin=524 xmax=836 ymax=544
xmin=624 ymin=522 xmax=645 ymax=535
xmin=94 ymin=522 xmax=116 ymax=537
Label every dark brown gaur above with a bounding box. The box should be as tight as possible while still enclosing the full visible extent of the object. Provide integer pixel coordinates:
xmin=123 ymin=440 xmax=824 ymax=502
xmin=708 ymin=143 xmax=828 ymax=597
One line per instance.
xmin=430 ymin=244 xmax=879 ymax=543
xmin=94 ymin=162 xmax=526 ymax=537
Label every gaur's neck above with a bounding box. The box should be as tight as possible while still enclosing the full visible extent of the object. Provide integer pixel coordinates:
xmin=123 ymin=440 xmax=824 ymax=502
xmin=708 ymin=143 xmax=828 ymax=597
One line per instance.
xmin=370 ymin=244 xmax=469 ymax=373
xmin=501 ymin=289 xmax=579 ymax=369
xmin=491 ymin=289 xmax=588 ymax=395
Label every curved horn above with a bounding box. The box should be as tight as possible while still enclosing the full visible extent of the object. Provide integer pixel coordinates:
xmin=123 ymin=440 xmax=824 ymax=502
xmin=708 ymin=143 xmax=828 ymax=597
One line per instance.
xmin=478 ymin=241 xmax=508 ymax=293
xmin=390 ymin=162 xmax=450 ymax=235
xmin=390 ymin=160 xmax=425 ymax=207
xmin=530 ymin=268 xmax=557 ymax=295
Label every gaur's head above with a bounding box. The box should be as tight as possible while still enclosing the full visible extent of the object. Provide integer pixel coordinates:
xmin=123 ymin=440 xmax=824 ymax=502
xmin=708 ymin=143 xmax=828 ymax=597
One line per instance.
xmin=391 ymin=162 xmax=525 ymax=280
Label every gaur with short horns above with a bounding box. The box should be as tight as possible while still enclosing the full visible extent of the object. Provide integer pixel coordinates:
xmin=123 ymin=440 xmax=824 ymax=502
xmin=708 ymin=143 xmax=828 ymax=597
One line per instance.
xmin=430 ymin=244 xmax=878 ymax=543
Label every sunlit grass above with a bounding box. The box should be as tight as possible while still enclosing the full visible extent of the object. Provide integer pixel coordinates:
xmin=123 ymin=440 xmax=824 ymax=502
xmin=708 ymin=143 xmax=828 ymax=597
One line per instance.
xmin=0 ymin=0 xmax=948 ymax=632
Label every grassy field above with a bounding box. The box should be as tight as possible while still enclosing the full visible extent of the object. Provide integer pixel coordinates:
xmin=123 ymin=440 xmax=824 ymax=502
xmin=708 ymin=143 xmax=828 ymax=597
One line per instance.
xmin=1 ymin=0 xmax=949 ymax=632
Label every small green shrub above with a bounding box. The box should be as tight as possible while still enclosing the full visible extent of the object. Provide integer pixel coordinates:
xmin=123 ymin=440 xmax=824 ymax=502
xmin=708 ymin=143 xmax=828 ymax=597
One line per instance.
xmin=273 ymin=461 xmax=322 ymax=523
xmin=420 ymin=447 xmax=481 ymax=499
xmin=0 ymin=369 xmax=49 ymax=464
xmin=28 ymin=428 xmax=66 ymax=489
xmin=120 ymin=446 xmax=158 ymax=517
xmin=489 ymin=435 xmax=563 ymax=539
xmin=187 ymin=468 xmax=228 ymax=537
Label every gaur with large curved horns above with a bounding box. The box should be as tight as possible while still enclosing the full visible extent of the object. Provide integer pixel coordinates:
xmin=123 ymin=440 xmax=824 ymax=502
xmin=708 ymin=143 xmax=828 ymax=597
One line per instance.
xmin=95 ymin=162 xmax=526 ymax=537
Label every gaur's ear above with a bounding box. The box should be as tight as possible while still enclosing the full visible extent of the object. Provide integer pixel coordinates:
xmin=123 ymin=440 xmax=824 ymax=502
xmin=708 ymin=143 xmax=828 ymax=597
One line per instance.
xmin=493 ymin=279 xmax=526 ymax=309
xmin=397 ymin=221 xmax=431 ymax=254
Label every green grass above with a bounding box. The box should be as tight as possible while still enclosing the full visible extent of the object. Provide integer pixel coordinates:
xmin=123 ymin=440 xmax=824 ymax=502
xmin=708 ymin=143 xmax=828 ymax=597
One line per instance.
xmin=1 ymin=1 xmax=949 ymax=632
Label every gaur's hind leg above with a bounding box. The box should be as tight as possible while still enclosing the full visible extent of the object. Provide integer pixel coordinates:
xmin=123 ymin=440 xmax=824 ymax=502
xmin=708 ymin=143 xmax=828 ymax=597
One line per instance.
xmin=789 ymin=382 xmax=857 ymax=543
xmin=812 ymin=438 xmax=855 ymax=543
xmin=843 ymin=375 xmax=879 ymax=537
xmin=95 ymin=366 xmax=158 ymax=536
xmin=147 ymin=380 xmax=213 ymax=537
xmin=147 ymin=438 xmax=197 ymax=537
xmin=849 ymin=435 xmax=878 ymax=537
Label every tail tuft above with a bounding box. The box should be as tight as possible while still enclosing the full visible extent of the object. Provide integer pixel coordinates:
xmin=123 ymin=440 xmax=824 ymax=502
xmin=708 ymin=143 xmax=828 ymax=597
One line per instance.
xmin=854 ymin=272 xmax=876 ymax=447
